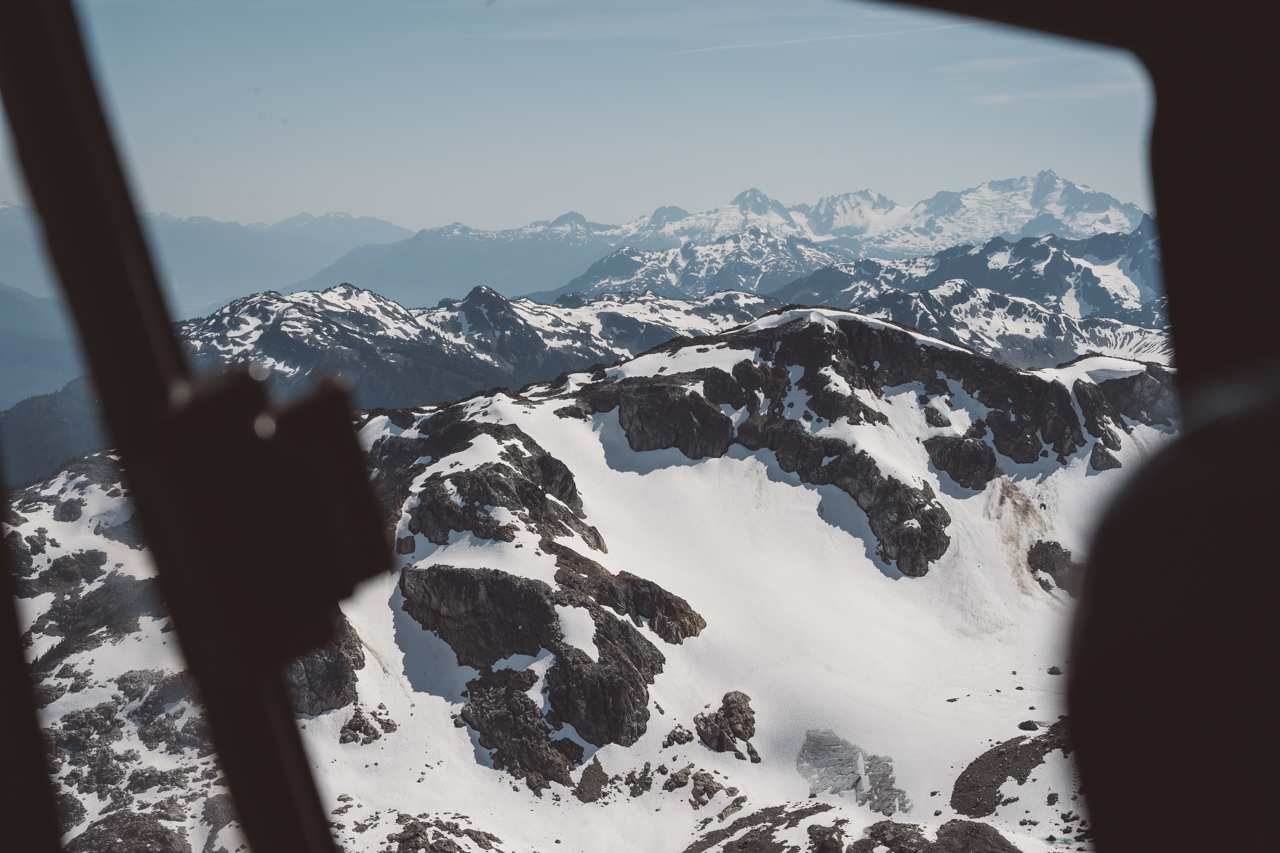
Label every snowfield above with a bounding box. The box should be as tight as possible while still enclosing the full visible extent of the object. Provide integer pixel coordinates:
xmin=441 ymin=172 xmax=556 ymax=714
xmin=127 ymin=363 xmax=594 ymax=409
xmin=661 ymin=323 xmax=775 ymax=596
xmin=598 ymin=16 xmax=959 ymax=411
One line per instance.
xmin=8 ymin=308 xmax=1177 ymax=853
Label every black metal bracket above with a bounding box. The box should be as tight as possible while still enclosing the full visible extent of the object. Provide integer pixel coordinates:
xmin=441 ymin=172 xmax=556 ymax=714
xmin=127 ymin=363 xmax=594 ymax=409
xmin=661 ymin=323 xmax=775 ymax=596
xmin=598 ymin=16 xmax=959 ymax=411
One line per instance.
xmin=0 ymin=2 xmax=390 ymax=851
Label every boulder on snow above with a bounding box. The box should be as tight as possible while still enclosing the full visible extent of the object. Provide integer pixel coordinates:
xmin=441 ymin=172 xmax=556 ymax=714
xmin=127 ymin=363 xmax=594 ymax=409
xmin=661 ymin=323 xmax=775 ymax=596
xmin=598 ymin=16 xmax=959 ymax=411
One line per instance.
xmin=924 ymin=436 xmax=1000 ymax=490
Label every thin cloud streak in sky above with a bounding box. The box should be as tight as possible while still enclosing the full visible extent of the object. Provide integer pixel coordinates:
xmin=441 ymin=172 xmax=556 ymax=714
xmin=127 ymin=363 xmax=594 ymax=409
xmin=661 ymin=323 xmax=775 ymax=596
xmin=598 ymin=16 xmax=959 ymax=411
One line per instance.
xmin=973 ymin=82 xmax=1144 ymax=106
xmin=664 ymin=22 xmax=979 ymax=56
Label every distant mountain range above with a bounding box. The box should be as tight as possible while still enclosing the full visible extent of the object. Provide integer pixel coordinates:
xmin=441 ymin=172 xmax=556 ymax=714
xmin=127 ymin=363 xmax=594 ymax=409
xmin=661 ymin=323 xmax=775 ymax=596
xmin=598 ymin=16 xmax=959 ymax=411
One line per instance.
xmin=0 ymin=203 xmax=412 ymax=317
xmin=181 ymin=285 xmax=779 ymax=410
xmin=1 ymin=171 xmax=1145 ymax=316
xmin=297 ymin=170 xmax=1147 ymax=308
xmin=0 ymin=281 xmax=80 ymax=411
xmin=2 ymin=257 xmax=1168 ymax=487
xmin=775 ymin=217 xmax=1164 ymax=325
xmin=1 ymin=286 xmax=779 ymax=484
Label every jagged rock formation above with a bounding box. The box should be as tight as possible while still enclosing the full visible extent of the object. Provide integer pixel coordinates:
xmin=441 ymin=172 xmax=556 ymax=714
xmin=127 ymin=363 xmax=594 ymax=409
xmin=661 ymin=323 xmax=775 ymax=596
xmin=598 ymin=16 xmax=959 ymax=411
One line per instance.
xmin=678 ymin=803 xmax=836 ymax=853
xmin=846 ymin=819 xmax=1021 ymax=853
xmin=694 ymin=692 xmax=760 ymax=763
xmin=544 ymin=539 xmax=705 ymax=644
xmin=950 ymin=718 xmax=1073 ymax=818
xmin=556 ymin=312 xmax=1110 ymax=574
xmin=795 ymin=729 xmax=912 ymax=816
xmin=6 ymin=301 xmax=1174 ymax=852
xmin=64 ymin=811 xmax=193 ymax=853
xmin=400 ymin=563 xmax=671 ymax=790
xmin=286 ymin=611 xmax=367 ymax=715
xmin=1027 ymin=541 xmax=1083 ymax=597
xmin=365 ymin=404 xmax=605 ymax=553
xmin=923 ymin=436 xmax=1000 ymax=490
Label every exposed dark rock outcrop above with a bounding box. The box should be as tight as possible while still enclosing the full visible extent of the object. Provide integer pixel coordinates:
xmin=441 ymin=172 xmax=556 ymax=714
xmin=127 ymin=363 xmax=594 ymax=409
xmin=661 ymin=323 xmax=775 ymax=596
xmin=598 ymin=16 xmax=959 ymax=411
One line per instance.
xmin=924 ymin=436 xmax=999 ymax=490
xmin=847 ymin=819 xmax=1020 ymax=853
xmin=399 ymin=563 xmax=668 ymax=788
xmin=544 ymin=539 xmax=706 ymax=644
xmin=573 ymin=756 xmax=610 ymax=803
xmin=199 ymin=792 xmax=236 ymax=851
xmin=1026 ymin=541 xmax=1083 ymax=597
xmin=339 ymin=707 xmax=383 ymax=746
xmin=14 ymin=548 xmax=108 ymax=598
xmin=560 ymin=318 xmax=1023 ymax=576
xmin=459 ymin=667 xmax=581 ymax=792
xmin=950 ymin=718 xmax=1072 ymax=818
xmin=663 ymin=724 xmax=695 ymax=749
xmin=26 ymin=572 xmax=166 ymax=673
xmin=112 ymin=670 xmax=211 ymax=756
xmin=679 ymin=803 xmax=834 ymax=853
xmin=1090 ymin=441 xmax=1122 ymax=471
xmin=1073 ymin=379 xmax=1126 ymax=450
xmin=1097 ymin=363 xmax=1178 ymax=426
xmin=385 ymin=815 xmax=505 ymax=853
xmin=400 ymin=565 xmax=559 ymax=670
xmin=65 ymin=810 xmax=192 ymax=853
xmin=55 ymin=790 xmax=87 ymax=834
xmin=694 ymin=692 xmax=759 ymax=764
xmin=286 ymin=611 xmax=366 ymax=716
xmin=617 ymin=383 xmax=736 ymax=459
xmin=367 ymin=405 xmax=605 ymax=552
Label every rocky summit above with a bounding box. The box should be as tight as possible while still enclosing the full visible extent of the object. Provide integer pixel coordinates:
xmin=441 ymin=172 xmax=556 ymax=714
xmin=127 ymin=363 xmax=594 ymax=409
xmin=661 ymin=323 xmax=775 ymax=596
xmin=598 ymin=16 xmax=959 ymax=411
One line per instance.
xmin=6 ymin=303 xmax=1177 ymax=852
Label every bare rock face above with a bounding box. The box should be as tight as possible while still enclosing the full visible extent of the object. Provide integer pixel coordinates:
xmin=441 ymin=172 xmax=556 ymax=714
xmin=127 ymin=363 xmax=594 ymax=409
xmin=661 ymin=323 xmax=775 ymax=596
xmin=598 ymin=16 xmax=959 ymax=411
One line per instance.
xmin=950 ymin=718 xmax=1072 ymax=818
xmin=1097 ymin=363 xmax=1178 ymax=427
xmin=563 ymin=320 xmax=969 ymax=576
xmin=678 ymin=803 xmax=835 ymax=853
xmin=65 ymin=810 xmax=192 ymax=853
xmin=1090 ymin=441 xmax=1123 ymax=471
xmin=616 ymin=383 xmax=736 ymax=459
xmin=924 ymin=436 xmax=1000 ymax=490
xmin=400 ymin=565 xmax=559 ymax=670
xmin=847 ymin=819 xmax=1021 ymax=853
xmin=366 ymin=402 xmax=605 ymax=553
xmin=795 ymin=729 xmax=911 ymax=816
xmin=694 ymin=692 xmax=761 ymax=763
xmin=1027 ymin=541 xmax=1083 ymax=597
xmin=399 ymin=563 xmax=669 ymax=788
xmin=1073 ymin=378 xmax=1126 ymax=451
xmin=26 ymin=571 xmax=166 ymax=676
xmin=55 ymin=790 xmax=87 ymax=834
xmin=286 ymin=610 xmax=366 ymax=716
xmin=461 ymin=668 xmax=581 ymax=791
xmin=544 ymin=539 xmax=706 ymax=644
xmin=544 ymin=604 xmax=665 ymax=748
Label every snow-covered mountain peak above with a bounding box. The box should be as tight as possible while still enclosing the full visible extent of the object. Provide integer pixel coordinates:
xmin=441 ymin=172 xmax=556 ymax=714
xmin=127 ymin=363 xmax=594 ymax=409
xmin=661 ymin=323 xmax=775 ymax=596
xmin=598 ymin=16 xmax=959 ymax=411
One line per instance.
xmin=13 ymin=303 xmax=1178 ymax=852
xmin=730 ymin=188 xmax=793 ymax=219
xmin=647 ymin=205 xmax=690 ymax=229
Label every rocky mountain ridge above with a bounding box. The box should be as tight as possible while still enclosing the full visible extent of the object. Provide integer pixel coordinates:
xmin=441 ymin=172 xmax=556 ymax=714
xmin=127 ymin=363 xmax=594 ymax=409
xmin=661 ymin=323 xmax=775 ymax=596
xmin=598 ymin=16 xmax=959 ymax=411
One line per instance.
xmin=7 ymin=304 xmax=1178 ymax=852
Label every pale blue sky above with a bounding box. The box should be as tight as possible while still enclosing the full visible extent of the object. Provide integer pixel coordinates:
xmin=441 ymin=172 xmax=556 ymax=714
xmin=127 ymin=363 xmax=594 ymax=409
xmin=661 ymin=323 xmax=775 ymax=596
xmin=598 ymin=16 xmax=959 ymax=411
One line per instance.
xmin=0 ymin=0 xmax=1154 ymax=231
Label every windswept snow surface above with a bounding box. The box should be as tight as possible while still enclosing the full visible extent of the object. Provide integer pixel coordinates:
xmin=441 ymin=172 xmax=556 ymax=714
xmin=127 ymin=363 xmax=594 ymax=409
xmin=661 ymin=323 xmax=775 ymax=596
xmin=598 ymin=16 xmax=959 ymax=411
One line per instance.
xmin=10 ymin=308 xmax=1180 ymax=852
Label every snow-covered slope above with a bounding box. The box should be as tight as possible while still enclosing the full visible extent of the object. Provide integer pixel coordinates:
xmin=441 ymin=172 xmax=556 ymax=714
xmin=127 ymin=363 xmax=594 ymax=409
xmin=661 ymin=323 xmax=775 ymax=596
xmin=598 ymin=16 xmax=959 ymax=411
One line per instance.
xmin=775 ymin=217 xmax=1165 ymax=330
xmin=10 ymin=307 xmax=1179 ymax=853
xmin=179 ymin=284 xmax=780 ymax=408
xmin=539 ymin=227 xmax=849 ymax=302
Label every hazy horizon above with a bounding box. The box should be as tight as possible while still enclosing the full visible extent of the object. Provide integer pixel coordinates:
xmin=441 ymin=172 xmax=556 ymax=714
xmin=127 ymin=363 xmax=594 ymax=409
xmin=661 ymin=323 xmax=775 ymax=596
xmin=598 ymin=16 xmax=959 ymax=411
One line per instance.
xmin=0 ymin=0 xmax=1154 ymax=233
